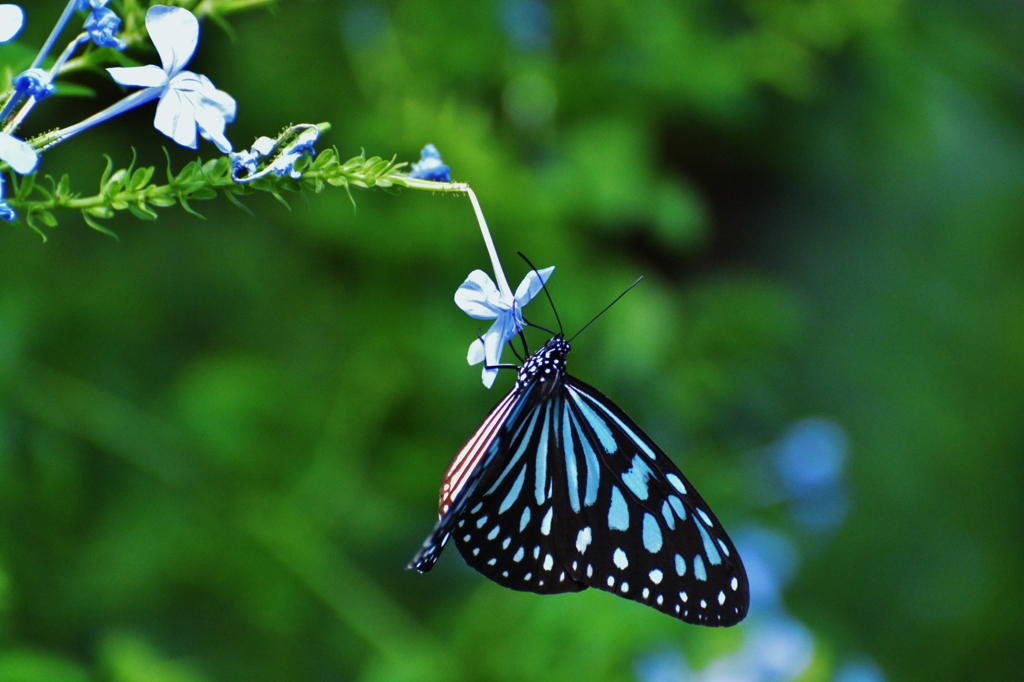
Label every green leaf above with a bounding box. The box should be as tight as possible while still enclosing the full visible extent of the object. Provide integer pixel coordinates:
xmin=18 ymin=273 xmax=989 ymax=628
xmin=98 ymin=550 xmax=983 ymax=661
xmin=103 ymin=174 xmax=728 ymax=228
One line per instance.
xmin=34 ymin=209 xmax=58 ymax=228
xmin=99 ymin=155 xmax=114 ymax=189
xmin=55 ymin=174 xmax=70 ymax=201
xmin=17 ymin=172 xmax=35 ymax=199
xmin=148 ymin=194 xmax=177 ymax=208
xmin=312 ymin=148 xmax=336 ymax=170
xmin=127 ymin=203 xmax=159 ymax=220
xmin=129 ymin=166 xmax=155 ymax=191
xmin=223 ymin=190 xmax=254 ymax=216
xmin=81 ymin=211 xmax=120 ymax=239
xmin=86 ymin=206 xmax=115 ymax=218
xmin=187 ymin=187 xmax=218 ymax=201
xmin=178 ymin=194 xmax=206 ymax=219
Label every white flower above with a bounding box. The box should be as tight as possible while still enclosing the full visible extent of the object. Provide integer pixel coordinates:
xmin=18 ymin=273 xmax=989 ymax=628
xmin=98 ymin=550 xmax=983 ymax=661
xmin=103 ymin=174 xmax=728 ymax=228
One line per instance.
xmin=0 ymin=4 xmax=24 ymax=43
xmin=456 ymin=266 xmax=554 ymax=388
xmin=106 ymin=5 xmax=235 ymax=152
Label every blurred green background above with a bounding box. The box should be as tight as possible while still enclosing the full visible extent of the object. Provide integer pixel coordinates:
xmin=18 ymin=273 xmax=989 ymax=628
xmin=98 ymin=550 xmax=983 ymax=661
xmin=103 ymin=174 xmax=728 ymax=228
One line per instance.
xmin=2 ymin=0 xmax=1023 ymax=681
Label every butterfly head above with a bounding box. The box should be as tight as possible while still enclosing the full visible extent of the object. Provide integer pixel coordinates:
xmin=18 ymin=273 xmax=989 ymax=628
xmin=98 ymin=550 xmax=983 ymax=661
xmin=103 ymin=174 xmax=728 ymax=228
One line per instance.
xmin=517 ymin=335 xmax=570 ymax=391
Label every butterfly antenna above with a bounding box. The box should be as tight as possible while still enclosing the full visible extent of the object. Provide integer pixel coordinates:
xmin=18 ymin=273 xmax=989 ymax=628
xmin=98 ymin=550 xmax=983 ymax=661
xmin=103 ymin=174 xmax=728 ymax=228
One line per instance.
xmin=522 ymin=317 xmax=556 ymax=335
xmin=517 ymin=251 xmax=563 ymax=336
xmin=568 ymin=276 xmax=643 ymax=343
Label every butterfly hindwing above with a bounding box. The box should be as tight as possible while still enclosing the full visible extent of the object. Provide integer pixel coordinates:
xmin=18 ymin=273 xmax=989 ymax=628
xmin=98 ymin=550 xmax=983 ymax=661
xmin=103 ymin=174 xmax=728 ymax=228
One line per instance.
xmin=408 ymin=386 xmax=526 ymax=573
xmin=560 ymin=377 xmax=749 ymax=625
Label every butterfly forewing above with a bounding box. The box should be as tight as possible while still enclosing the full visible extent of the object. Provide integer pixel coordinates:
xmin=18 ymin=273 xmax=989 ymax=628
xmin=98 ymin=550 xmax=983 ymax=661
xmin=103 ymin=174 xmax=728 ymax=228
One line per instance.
xmin=560 ymin=378 xmax=749 ymax=626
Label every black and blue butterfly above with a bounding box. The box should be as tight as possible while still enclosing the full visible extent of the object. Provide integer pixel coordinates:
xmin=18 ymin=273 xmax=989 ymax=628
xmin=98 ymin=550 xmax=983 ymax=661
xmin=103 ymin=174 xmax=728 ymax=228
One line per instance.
xmin=409 ymin=274 xmax=749 ymax=626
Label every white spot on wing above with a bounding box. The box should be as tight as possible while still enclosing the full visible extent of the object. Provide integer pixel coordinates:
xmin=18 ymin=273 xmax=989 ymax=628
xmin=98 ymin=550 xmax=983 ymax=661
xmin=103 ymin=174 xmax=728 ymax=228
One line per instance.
xmin=543 ymin=554 xmax=554 ymax=571
xmin=541 ymin=507 xmax=553 ymax=535
xmin=649 ymin=569 xmax=663 ymax=584
xmin=613 ymin=548 xmax=629 ymax=569
xmin=576 ymin=527 xmax=592 ymax=554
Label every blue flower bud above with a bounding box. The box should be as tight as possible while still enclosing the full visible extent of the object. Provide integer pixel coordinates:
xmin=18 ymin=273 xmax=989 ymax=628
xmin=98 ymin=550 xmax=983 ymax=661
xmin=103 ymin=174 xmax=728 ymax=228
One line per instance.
xmin=409 ymin=144 xmax=451 ymax=182
xmin=12 ymin=68 xmax=56 ymax=100
xmin=84 ymin=7 xmax=126 ymax=50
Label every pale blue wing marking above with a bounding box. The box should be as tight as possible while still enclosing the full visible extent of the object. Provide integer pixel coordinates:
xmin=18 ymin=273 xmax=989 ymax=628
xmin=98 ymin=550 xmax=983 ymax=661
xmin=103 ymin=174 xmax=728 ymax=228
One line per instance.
xmin=621 ymin=454 xmax=655 ymax=501
xmin=661 ymin=500 xmax=676 ymax=530
xmin=695 ymin=518 xmax=722 ymax=565
xmin=534 ymin=402 xmax=551 ymax=504
xmin=485 ymin=403 xmax=542 ymax=495
xmin=642 ymin=513 xmax=663 ymax=553
xmin=572 ymin=387 xmax=656 ymax=460
xmin=668 ymin=495 xmax=687 ymax=521
xmin=693 ymin=554 xmax=707 ymax=581
xmin=608 ymin=485 xmax=629 ymax=531
xmin=499 ymin=465 xmax=527 ymax=514
xmin=561 ymin=398 xmax=581 ymax=513
xmin=570 ymin=391 xmax=618 ymax=454
xmin=569 ymin=409 xmax=600 ymax=507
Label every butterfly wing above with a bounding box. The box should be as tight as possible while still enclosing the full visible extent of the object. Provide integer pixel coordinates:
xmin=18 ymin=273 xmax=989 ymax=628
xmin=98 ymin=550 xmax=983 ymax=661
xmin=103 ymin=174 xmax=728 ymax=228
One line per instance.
xmin=560 ymin=376 xmax=749 ymax=625
xmin=407 ymin=385 xmax=529 ymax=573
xmin=452 ymin=390 xmax=587 ymax=594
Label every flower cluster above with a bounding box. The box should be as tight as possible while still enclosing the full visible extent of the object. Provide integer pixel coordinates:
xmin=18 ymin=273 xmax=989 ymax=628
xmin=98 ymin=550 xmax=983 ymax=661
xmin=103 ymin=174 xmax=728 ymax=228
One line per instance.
xmin=0 ymin=2 xmax=244 ymax=220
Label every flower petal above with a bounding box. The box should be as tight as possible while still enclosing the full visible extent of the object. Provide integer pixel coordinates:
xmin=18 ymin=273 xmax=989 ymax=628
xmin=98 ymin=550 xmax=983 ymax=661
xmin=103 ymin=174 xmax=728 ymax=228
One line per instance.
xmin=0 ymin=4 xmax=24 ymax=42
xmin=193 ymin=103 xmax=232 ymax=153
xmin=108 ymin=64 xmax=168 ymax=88
xmin=153 ymin=88 xmax=198 ymax=149
xmin=455 ymin=269 xmax=507 ymax=319
xmin=513 ymin=265 xmax=555 ymax=307
xmin=467 ymin=337 xmax=485 ymax=365
xmin=0 ymin=132 xmax=38 ymax=174
xmin=146 ymin=5 xmax=198 ymax=75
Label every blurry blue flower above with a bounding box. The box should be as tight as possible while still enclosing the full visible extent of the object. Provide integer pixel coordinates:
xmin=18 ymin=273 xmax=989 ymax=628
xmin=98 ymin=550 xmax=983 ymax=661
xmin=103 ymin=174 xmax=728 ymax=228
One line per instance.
xmin=774 ymin=418 xmax=849 ymax=531
xmin=733 ymin=525 xmax=800 ymax=610
xmin=11 ymin=68 xmax=56 ymax=100
xmin=408 ymin=144 xmax=451 ymax=181
xmin=499 ymin=0 xmax=551 ymax=52
xmin=775 ymin=418 xmax=847 ymax=495
xmin=342 ymin=3 xmax=387 ymax=50
xmin=635 ymin=650 xmax=692 ymax=682
xmin=76 ymin=0 xmax=109 ymax=9
xmin=833 ymin=659 xmax=886 ymax=682
xmin=0 ymin=4 xmax=24 ymax=42
xmin=84 ymin=6 xmax=125 ymax=49
xmin=105 ymin=5 xmax=235 ymax=152
xmin=456 ymin=266 xmax=554 ymax=388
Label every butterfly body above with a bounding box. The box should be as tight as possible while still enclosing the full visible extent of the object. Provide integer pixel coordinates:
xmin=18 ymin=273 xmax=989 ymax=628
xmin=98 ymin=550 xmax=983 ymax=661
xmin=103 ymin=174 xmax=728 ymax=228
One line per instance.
xmin=410 ymin=336 xmax=749 ymax=626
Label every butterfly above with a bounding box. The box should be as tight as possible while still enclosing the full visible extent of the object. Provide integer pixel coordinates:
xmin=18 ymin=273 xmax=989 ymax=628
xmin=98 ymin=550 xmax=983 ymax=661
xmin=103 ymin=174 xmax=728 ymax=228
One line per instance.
xmin=409 ymin=333 xmax=749 ymax=626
